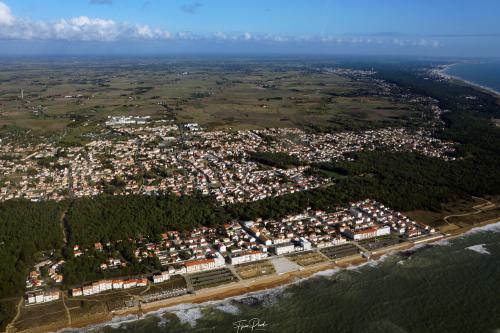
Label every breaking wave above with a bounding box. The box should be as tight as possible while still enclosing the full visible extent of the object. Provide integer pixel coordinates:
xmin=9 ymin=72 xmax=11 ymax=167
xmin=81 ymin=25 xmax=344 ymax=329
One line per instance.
xmin=465 ymin=244 xmax=491 ymax=255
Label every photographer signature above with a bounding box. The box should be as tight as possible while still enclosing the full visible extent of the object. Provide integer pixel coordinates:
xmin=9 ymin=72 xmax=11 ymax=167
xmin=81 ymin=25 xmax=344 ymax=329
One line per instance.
xmin=233 ymin=318 xmax=268 ymax=333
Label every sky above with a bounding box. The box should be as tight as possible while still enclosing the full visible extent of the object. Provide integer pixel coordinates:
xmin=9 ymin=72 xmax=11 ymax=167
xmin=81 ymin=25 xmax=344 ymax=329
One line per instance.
xmin=0 ymin=0 xmax=499 ymax=56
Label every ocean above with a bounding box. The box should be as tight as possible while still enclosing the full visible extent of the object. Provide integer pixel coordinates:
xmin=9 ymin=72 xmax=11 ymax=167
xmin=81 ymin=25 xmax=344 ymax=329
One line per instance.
xmin=445 ymin=61 xmax=500 ymax=94
xmin=61 ymin=222 xmax=500 ymax=333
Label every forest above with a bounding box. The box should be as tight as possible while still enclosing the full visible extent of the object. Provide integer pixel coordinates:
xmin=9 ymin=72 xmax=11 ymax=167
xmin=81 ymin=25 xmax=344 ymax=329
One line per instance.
xmin=0 ymin=200 xmax=64 ymax=329
xmin=249 ymin=151 xmax=303 ymax=169
xmin=65 ymin=193 xmax=229 ymax=246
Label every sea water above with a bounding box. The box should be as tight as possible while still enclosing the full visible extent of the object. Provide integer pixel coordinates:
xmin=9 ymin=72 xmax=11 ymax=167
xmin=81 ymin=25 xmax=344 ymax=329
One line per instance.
xmin=445 ymin=61 xmax=500 ymax=94
xmin=62 ymin=222 xmax=500 ymax=333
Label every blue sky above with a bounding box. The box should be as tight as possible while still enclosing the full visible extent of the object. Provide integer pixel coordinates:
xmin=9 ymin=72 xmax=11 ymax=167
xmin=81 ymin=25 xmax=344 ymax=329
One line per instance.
xmin=0 ymin=0 xmax=499 ymax=56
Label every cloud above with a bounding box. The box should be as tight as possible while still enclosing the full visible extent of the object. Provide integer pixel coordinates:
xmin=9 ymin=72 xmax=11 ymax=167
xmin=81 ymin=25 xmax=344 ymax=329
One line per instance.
xmin=90 ymin=0 xmax=113 ymax=5
xmin=181 ymin=2 xmax=202 ymax=14
xmin=0 ymin=1 xmax=441 ymax=48
xmin=0 ymin=1 xmax=14 ymax=26
xmin=0 ymin=2 xmax=171 ymax=41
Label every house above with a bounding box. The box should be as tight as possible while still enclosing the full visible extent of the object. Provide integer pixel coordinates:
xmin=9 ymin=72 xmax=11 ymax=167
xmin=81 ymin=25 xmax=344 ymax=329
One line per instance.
xmin=71 ymin=288 xmax=83 ymax=297
xmin=123 ymin=279 xmax=137 ymax=289
xmin=112 ymin=279 xmax=124 ymax=289
xmin=82 ymin=285 xmax=94 ymax=296
xmin=153 ymin=271 xmax=170 ymax=284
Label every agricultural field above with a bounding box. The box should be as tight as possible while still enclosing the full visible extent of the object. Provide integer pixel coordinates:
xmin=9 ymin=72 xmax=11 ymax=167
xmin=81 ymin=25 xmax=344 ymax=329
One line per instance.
xmin=0 ymin=58 xmax=419 ymax=142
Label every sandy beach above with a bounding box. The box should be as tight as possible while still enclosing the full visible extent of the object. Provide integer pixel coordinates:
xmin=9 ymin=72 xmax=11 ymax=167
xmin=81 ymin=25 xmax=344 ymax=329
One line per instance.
xmin=433 ymin=63 xmax=500 ymax=97
xmin=12 ymin=217 xmax=499 ymax=333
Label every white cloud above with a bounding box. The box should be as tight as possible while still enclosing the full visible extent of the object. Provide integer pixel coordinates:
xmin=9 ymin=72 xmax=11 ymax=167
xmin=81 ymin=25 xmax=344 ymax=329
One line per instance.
xmin=0 ymin=1 xmax=441 ymax=48
xmin=0 ymin=1 xmax=171 ymax=41
xmin=0 ymin=1 xmax=14 ymax=26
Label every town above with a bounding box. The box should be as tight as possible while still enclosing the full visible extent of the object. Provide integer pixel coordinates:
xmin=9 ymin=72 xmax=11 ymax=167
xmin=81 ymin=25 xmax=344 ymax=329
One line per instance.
xmin=24 ymin=199 xmax=437 ymax=306
xmin=0 ymin=122 xmax=455 ymax=204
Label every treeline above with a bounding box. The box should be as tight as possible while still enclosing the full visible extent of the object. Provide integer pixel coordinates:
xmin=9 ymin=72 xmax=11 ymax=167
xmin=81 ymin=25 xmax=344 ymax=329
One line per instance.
xmin=0 ymin=200 xmax=64 ymax=329
xmin=65 ymin=193 xmax=229 ymax=246
xmin=249 ymin=151 xmax=303 ymax=169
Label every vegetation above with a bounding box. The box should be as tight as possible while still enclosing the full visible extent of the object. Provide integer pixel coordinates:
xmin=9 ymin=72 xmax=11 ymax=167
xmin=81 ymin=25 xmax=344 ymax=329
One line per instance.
xmin=249 ymin=151 xmax=303 ymax=169
xmin=0 ymin=200 xmax=64 ymax=329
xmin=65 ymin=193 xmax=229 ymax=246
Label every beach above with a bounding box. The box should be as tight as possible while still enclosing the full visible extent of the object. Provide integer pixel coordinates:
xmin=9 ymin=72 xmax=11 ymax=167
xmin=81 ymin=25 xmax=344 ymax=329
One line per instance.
xmin=434 ymin=62 xmax=500 ymax=97
xmin=14 ymin=216 xmax=500 ymax=333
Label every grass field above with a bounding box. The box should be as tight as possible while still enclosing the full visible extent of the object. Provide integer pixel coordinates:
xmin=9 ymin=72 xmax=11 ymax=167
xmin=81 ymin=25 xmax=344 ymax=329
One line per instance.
xmin=286 ymin=251 xmax=327 ymax=267
xmin=234 ymin=260 xmax=276 ymax=279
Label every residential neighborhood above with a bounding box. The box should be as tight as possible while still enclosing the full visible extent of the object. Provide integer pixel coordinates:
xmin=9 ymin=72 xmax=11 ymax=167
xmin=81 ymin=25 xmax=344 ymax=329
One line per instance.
xmin=23 ymin=199 xmax=436 ymax=305
xmin=0 ymin=122 xmax=455 ymax=204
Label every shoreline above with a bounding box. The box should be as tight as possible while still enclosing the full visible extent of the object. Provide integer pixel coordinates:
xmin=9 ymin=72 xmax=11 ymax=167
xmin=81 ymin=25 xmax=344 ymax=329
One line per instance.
xmin=433 ymin=62 xmax=500 ymax=97
xmin=18 ymin=218 xmax=499 ymax=333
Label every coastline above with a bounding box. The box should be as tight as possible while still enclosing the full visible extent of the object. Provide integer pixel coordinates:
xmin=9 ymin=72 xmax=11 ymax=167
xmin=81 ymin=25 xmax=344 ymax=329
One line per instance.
xmin=434 ymin=62 xmax=500 ymax=97
xmin=18 ymin=218 xmax=500 ymax=333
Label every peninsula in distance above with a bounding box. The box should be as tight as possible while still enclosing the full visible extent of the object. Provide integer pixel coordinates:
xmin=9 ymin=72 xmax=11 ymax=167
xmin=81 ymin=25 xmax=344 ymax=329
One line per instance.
xmin=0 ymin=1 xmax=499 ymax=333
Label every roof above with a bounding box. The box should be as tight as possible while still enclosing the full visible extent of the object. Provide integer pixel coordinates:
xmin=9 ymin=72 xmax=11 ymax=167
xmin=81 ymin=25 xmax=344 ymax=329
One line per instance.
xmin=184 ymin=258 xmax=215 ymax=267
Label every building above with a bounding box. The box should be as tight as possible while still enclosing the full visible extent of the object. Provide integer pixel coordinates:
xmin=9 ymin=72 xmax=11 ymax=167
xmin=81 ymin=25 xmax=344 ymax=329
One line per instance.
xmin=229 ymin=250 xmax=267 ymax=265
xmin=71 ymin=288 xmax=83 ymax=297
xmin=123 ymin=279 xmax=137 ymax=289
xmin=343 ymin=225 xmax=391 ymax=241
xmin=153 ymin=271 xmax=170 ymax=284
xmin=25 ymin=290 xmax=60 ymax=304
xmin=273 ymin=243 xmax=295 ymax=255
xmin=184 ymin=257 xmax=225 ymax=273
xmin=82 ymin=285 xmax=95 ymax=296
xmin=299 ymin=238 xmax=312 ymax=251
xmin=137 ymin=278 xmax=148 ymax=287
xmin=112 ymin=279 xmax=124 ymax=289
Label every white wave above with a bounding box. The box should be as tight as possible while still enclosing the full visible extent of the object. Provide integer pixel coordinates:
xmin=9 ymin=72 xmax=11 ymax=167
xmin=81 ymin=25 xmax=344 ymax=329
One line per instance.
xmin=431 ymin=238 xmax=452 ymax=246
xmin=345 ymin=253 xmax=392 ymax=272
xmin=54 ymin=314 xmax=143 ymax=333
xmin=167 ymin=304 xmax=203 ymax=327
xmin=461 ymin=221 xmax=500 ymax=237
xmin=312 ymin=267 xmax=342 ymax=277
xmin=465 ymin=244 xmax=491 ymax=255
xmin=215 ymin=302 xmax=240 ymax=315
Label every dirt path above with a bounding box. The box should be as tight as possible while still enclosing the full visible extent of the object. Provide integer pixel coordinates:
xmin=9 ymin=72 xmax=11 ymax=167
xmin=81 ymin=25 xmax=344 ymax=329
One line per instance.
xmin=5 ymin=297 xmax=23 ymax=333
xmin=443 ymin=197 xmax=498 ymax=225
xmin=62 ymin=295 xmax=72 ymax=327
xmin=59 ymin=208 xmax=69 ymax=245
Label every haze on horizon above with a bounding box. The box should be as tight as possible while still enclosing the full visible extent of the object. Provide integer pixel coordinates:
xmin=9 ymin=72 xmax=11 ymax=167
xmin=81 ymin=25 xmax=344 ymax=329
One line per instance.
xmin=0 ymin=0 xmax=499 ymax=57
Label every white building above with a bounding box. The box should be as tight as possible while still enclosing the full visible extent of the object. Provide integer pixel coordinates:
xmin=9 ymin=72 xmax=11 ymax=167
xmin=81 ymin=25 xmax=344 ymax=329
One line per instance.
xmin=184 ymin=255 xmax=225 ymax=273
xmin=112 ymin=280 xmax=124 ymax=289
xmin=153 ymin=271 xmax=171 ymax=284
xmin=273 ymin=243 xmax=295 ymax=255
xmin=343 ymin=225 xmax=391 ymax=241
xmin=229 ymin=250 xmax=267 ymax=265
